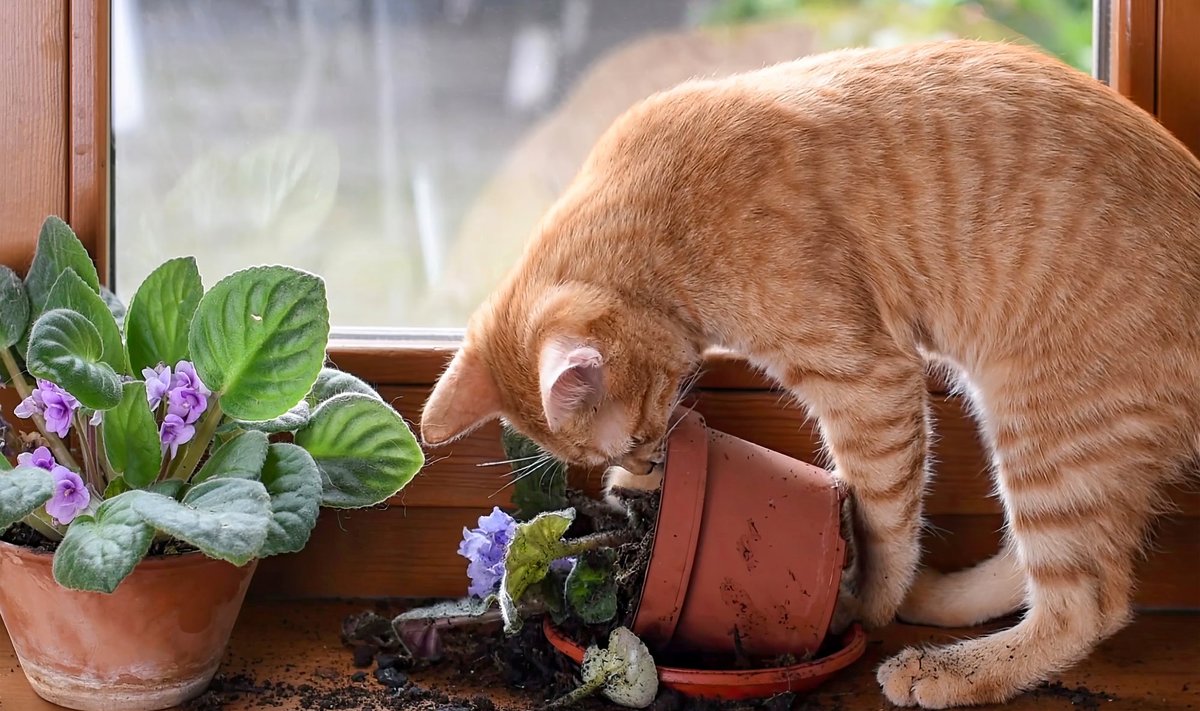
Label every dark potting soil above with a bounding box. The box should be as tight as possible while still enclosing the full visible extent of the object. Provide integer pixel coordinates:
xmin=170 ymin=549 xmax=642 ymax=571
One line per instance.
xmin=1027 ymin=680 xmax=1117 ymax=710
xmin=0 ymin=521 xmax=198 ymax=557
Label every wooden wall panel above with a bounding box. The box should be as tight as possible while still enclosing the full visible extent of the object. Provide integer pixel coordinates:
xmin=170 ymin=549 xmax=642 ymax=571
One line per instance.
xmin=250 ymin=505 xmax=1199 ymax=609
xmin=0 ymin=1 xmax=69 ymax=271
xmin=384 ymin=386 xmax=1200 ymax=518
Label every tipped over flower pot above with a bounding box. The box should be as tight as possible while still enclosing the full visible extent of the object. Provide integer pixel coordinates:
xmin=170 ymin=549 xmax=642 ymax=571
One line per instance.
xmin=628 ymin=410 xmax=848 ymax=661
xmin=388 ymin=410 xmax=863 ymax=706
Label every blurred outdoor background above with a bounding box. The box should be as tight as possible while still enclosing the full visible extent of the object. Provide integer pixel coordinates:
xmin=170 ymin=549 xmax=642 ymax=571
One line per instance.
xmin=112 ymin=0 xmax=1095 ymax=330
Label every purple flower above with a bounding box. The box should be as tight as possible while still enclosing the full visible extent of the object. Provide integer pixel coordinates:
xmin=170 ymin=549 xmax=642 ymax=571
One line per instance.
xmin=171 ymin=361 xmax=211 ymax=398
xmin=45 ymin=465 xmax=90 ymax=525
xmin=142 ymin=365 xmax=173 ymax=409
xmin=163 ymin=361 xmax=210 ymax=424
xmin=458 ymin=507 xmax=517 ymax=598
xmin=166 ymin=385 xmax=208 ymax=424
xmin=14 ymin=380 xmax=79 ymax=438
xmin=550 ymin=557 xmax=577 ymax=575
xmin=159 ymin=413 xmax=196 ymax=459
xmin=16 ymin=446 xmax=56 ymax=471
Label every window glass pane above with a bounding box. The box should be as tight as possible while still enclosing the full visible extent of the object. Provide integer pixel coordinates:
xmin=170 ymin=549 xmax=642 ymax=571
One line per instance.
xmin=113 ymin=0 xmax=1095 ymax=330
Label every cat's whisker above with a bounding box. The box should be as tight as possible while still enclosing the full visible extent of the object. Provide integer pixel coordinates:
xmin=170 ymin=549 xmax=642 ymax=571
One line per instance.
xmin=489 ymin=455 xmax=557 ymax=499
xmin=475 ymin=453 xmax=546 ymax=468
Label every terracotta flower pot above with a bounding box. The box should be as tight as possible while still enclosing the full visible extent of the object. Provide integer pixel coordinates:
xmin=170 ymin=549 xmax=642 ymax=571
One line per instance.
xmin=0 ymin=541 xmax=256 ymax=711
xmin=631 ymin=410 xmax=849 ymax=660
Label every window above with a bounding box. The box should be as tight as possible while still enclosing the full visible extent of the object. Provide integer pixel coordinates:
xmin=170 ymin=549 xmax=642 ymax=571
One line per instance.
xmin=111 ymin=0 xmax=1096 ymax=331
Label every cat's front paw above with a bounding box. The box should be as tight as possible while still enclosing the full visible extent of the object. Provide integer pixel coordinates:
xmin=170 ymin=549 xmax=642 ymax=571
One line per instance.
xmin=602 ymin=465 xmax=663 ymax=510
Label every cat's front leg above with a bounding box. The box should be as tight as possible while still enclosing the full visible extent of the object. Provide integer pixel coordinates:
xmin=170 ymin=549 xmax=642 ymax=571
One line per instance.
xmin=786 ymin=357 xmax=931 ymax=630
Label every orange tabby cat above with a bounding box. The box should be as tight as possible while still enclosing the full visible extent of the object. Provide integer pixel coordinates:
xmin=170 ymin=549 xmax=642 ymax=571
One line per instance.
xmin=420 ymin=40 xmax=1200 ymax=707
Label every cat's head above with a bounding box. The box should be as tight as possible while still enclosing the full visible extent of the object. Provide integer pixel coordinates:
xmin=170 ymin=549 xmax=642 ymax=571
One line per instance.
xmin=420 ymin=280 xmax=698 ymax=471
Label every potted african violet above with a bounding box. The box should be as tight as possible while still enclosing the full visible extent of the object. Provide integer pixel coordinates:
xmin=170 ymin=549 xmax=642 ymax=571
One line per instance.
xmin=0 ymin=216 xmax=424 ymax=711
xmin=356 ymin=410 xmax=864 ymax=707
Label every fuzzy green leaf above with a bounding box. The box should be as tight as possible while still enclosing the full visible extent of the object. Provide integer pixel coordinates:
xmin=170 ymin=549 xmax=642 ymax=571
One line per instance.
xmin=0 ymin=266 xmax=30 ymax=349
xmin=24 ymin=216 xmax=100 ymax=315
xmin=52 ymin=494 xmax=154 ymax=593
xmin=257 ymin=442 xmax=322 ymax=557
xmin=26 ymin=309 xmax=122 ymax=410
xmin=565 ymin=549 xmax=618 ymax=625
xmin=103 ymin=476 xmax=131 ymax=499
xmin=219 ymin=400 xmax=310 ymax=436
xmin=294 ymin=393 xmax=423 ymax=508
xmin=0 ymin=465 xmax=55 ymax=529
xmin=125 ymin=257 xmax=203 ymax=374
xmin=305 ymin=367 xmax=381 ymax=408
xmin=44 ymin=268 xmax=128 ymax=373
xmin=188 ymin=266 xmax=328 ymax=421
xmin=100 ymin=286 xmax=126 ymax=329
xmin=499 ymin=508 xmax=575 ymax=633
xmin=502 ymin=426 xmax=568 ymax=519
xmin=128 ymin=478 xmax=270 ymax=565
xmin=102 ymin=382 xmax=163 ymax=488
xmin=192 ymin=429 xmax=269 ymax=484
xmin=148 ymin=479 xmax=186 ymax=499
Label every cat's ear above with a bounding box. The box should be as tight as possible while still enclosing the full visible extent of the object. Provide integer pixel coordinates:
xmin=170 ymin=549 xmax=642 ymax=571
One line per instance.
xmin=540 ymin=340 xmax=605 ymax=431
xmin=421 ymin=347 xmax=502 ymax=446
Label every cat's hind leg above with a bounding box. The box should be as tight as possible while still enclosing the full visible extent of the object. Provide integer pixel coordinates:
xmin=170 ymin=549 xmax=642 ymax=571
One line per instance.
xmin=898 ymin=548 xmax=1026 ymax=628
xmin=878 ymin=404 xmax=1175 ymax=707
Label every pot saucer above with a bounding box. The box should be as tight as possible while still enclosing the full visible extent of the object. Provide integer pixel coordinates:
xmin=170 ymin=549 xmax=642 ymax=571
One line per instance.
xmin=543 ymin=618 xmax=867 ymax=701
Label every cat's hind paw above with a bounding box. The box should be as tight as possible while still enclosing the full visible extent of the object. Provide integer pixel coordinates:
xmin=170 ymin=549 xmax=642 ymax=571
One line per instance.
xmin=877 ymin=644 xmax=1020 ymax=708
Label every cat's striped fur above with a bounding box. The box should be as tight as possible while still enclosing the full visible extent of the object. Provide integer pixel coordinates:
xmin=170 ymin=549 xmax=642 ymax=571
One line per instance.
xmin=421 ymin=40 xmax=1200 ymax=707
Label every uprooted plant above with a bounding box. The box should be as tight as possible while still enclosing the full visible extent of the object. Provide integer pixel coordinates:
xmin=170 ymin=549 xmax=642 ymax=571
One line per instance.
xmin=346 ymin=425 xmax=661 ymax=708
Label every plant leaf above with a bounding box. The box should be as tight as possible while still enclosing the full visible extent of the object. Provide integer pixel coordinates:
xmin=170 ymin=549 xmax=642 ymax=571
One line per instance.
xmin=257 ymin=442 xmax=322 ymax=557
xmin=593 ymin=627 xmax=659 ymax=709
xmin=103 ymin=476 xmax=131 ymax=499
xmin=499 ymin=508 xmax=575 ymax=633
xmin=148 ymin=479 xmax=186 ymax=499
xmin=564 ymin=549 xmax=619 ymax=625
xmin=0 ymin=266 xmax=30 ymax=349
xmin=43 ymin=268 xmax=128 ymax=373
xmin=294 ymin=393 xmax=423 ymax=508
xmin=0 ymin=465 xmax=55 ymax=529
xmin=188 ymin=265 xmax=329 ymax=421
xmin=102 ymin=381 xmax=163 ymax=488
xmin=502 ymin=425 xmax=568 ymax=519
xmin=192 ymin=429 xmax=269 ymax=484
xmin=100 ymin=286 xmax=127 ymax=329
xmin=129 ymin=478 xmax=270 ymax=565
xmin=51 ymin=493 xmax=155 ymax=593
xmin=24 ymin=216 xmax=100 ymax=314
xmin=305 ymin=367 xmax=381 ymax=408
xmin=125 ymin=257 xmax=203 ymax=374
xmin=219 ymin=399 xmax=310 ymax=436
xmin=26 ymin=309 xmax=122 ymax=410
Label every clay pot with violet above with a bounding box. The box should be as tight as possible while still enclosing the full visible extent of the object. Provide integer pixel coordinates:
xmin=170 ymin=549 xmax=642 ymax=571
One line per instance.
xmin=544 ymin=410 xmax=866 ymax=700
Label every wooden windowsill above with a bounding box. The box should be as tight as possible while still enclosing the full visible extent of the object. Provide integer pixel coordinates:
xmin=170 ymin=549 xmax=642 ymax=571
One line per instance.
xmin=3 ymin=601 xmax=1195 ymax=710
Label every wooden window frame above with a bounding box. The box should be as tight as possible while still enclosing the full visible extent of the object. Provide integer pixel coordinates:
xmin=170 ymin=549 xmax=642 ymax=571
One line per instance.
xmin=0 ymin=1 xmax=1193 ymax=392
xmin=1 ymin=1 xmax=1197 ymax=604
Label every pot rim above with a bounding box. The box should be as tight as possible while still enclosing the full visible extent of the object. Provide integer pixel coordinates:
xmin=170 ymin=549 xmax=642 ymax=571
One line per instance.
xmin=0 ymin=538 xmax=253 ymax=570
xmin=629 ymin=410 xmax=709 ymax=649
xmin=542 ymin=616 xmax=867 ymax=684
